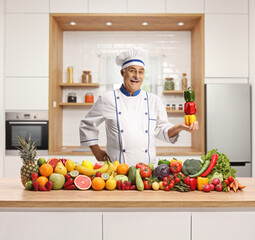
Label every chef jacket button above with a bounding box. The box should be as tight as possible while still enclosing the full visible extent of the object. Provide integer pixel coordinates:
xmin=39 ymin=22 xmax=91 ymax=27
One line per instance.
xmin=144 ymin=98 xmax=147 ymax=100
xmin=117 ymin=96 xmax=120 ymax=99
xmin=119 ymin=112 xmax=121 ymax=115
xmin=145 ymin=150 xmax=148 ymax=153
xmin=145 ymin=112 xmax=148 ymax=115
xmin=123 ymin=149 xmax=126 ymax=152
xmin=121 ymin=130 xmax=124 ymax=133
xmin=145 ymin=130 xmax=148 ymax=133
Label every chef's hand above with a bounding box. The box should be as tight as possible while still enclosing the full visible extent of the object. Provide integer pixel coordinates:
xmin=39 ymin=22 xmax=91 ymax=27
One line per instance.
xmin=89 ymin=145 xmax=110 ymax=162
xmin=181 ymin=121 xmax=199 ymax=132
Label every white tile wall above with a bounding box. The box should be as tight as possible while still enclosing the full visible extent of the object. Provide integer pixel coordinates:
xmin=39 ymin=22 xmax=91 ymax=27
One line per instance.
xmin=62 ymin=31 xmax=191 ymax=147
xmin=6 ymin=0 xmax=49 ymax=13
xmin=166 ymin=0 xmax=204 ymax=13
xmin=127 ymin=0 xmax=165 ymax=13
xmin=88 ymin=0 xmax=126 ymax=13
xmin=50 ymin=0 xmax=88 ymax=13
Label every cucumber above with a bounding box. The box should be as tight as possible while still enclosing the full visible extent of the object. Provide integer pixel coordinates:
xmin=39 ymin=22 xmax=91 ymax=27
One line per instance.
xmin=136 ymin=168 xmax=144 ymax=191
xmin=128 ymin=166 xmax=136 ymax=185
xmin=189 ymin=160 xmax=210 ymax=178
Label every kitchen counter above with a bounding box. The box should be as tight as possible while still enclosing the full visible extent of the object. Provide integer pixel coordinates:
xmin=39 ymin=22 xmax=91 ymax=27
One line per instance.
xmin=0 ymin=177 xmax=254 ymax=208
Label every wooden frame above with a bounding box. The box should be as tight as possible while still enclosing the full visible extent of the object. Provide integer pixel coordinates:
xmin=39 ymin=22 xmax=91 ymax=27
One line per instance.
xmin=49 ymin=13 xmax=204 ymax=156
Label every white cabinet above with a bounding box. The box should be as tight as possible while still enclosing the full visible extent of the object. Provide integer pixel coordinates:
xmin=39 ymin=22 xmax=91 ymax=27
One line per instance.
xmin=205 ymin=0 xmax=248 ymax=14
xmin=192 ymin=212 xmax=255 ymax=240
xmin=0 ymin=212 xmax=102 ymax=240
xmin=5 ymin=14 xmax=49 ymax=77
xmin=5 ymin=77 xmax=49 ymax=110
xmin=166 ymin=0 xmax=204 ymax=13
xmin=6 ymin=0 xmax=49 ymax=13
xmin=89 ymin=0 xmax=126 ymax=13
xmin=4 ymin=156 xmax=22 ymax=177
xmin=128 ymin=0 xmax=165 ymax=13
xmin=103 ymin=212 xmax=191 ymax=240
xmin=50 ymin=0 xmax=88 ymax=13
xmin=205 ymin=14 xmax=248 ymax=78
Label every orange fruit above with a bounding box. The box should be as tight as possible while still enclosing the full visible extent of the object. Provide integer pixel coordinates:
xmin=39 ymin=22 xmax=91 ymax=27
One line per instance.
xmin=37 ymin=176 xmax=48 ymax=187
xmin=39 ymin=164 xmax=53 ymax=177
xmin=116 ymin=163 xmax=129 ymax=175
xmin=91 ymin=177 xmax=105 ymax=191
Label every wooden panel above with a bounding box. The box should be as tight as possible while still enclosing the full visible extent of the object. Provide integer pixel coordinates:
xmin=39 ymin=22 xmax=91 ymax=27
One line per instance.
xmin=163 ymin=90 xmax=184 ymax=94
xmin=59 ymin=83 xmax=99 ymax=87
xmin=51 ymin=13 xmax=202 ymax=31
xmin=49 ymin=16 xmax=63 ymax=154
xmin=191 ymin=15 xmax=205 ymax=154
xmin=0 ymin=178 xmax=253 ymax=208
xmin=59 ymin=103 xmax=94 ymax=106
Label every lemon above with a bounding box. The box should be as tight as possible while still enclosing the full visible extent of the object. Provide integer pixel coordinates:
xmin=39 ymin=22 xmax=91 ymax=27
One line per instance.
xmin=65 ymin=159 xmax=75 ymax=172
xmin=82 ymin=160 xmax=94 ymax=169
xmin=105 ymin=177 xmax=117 ymax=190
xmin=113 ymin=160 xmax=120 ymax=172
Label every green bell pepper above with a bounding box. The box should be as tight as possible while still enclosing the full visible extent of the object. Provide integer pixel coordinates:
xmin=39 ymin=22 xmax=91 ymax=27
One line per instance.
xmin=158 ymin=159 xmax=170 ymax=167
xmin=184 ymin=87 xmax=195 ymax=102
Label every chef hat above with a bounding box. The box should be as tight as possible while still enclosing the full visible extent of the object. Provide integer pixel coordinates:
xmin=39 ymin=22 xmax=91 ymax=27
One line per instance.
xmin=115 ymin=47 xmax=145 ymax=69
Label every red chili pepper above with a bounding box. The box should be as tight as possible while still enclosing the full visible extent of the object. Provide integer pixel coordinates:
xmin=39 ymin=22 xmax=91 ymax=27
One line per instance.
xmin=184 ymin=102 xmax=197 ymax=115
xmin=200 ymin=154 xmax=218 ymax=177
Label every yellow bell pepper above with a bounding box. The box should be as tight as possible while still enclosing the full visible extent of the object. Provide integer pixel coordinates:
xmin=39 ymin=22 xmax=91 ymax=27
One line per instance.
xmin=170 ymin=158 xmax=182 ymax=165
xmin=185 ymin=114 xmax=196 ymax=126
xmin=197 ymin=177 xmax=209 ymax=191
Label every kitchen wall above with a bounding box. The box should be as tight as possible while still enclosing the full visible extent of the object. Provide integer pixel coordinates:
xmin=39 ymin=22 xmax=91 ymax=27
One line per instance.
xmin=62 ymin=31 xmax=191 ymax=147
xmin=1 ymin=0 xmax=254 ymax=176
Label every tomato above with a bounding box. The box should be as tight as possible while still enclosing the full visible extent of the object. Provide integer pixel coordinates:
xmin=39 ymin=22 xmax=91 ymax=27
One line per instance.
xmin=164 ymin=186 xmax=170 ymax=191
xmin=228 ymin=176 xmax=234 ymax=183
xmin=174 ymin=177 xmax=180 ymax=183
xmin=224 ymin=179 xmax=230 ymax=186
xmin=179 ymin=173 xmax=185 ymax=178
xmin=169 ymin=183 xmax=175 ymax=189
xmin=173 ymin=173 xmax=178 ymax=178
xmin=163 ymin=181 xmax=168 ymax=187
xmin=163 ymin=177 xmax=169 ymax=182
xmin=140 ymin=166 xmax=152 ymax=178
xmin=136 ymin=162 xmax=147 ymax=170
xmin=170 ymin=161 xmax=182 ymax=173
xmin=143 ymin=180 xmax=152 ymax=190
xmin=170 ymin=180 xmax=175 ymax=185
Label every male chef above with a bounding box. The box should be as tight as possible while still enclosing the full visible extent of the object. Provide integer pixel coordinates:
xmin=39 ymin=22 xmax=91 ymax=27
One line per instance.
xmin=80 ymin=48 xmax=199 ymax=166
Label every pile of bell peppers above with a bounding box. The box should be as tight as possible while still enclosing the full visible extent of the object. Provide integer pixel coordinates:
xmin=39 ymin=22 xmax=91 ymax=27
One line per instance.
xmin=184 ymin=87 xmax=197 ymax=126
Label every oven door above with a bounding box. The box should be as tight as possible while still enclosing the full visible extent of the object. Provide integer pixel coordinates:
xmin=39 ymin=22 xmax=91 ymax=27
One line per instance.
xmin=6 ymin=121 xmax=49 ymax=150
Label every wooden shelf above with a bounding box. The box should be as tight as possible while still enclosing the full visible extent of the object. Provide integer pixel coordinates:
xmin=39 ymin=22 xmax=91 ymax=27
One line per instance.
xmin=59 ymin=103 xmax=94 ymax=106
xmin=59 ymin=83 xmax=99 ymax=87
xmin=166 ymin=110 xmax=185 ymax=113
xmin=163 ymin=90 xmax=184 ymax=94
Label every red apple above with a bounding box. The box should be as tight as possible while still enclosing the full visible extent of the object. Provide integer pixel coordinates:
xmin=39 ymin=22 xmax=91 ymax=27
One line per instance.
xmin=94 ymin=161 xmax=104 ymax=169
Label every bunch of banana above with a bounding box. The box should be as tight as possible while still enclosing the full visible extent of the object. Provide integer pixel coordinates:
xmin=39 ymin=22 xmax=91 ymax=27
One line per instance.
xmin=75 ymin=161 xmax=114 ymax=177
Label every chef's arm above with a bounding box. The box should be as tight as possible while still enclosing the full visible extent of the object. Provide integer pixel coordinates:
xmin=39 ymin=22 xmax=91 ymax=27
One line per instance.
xmin=168 ymin=121 xmax=199 ymax=138
xmin=89 ymin=145 xmax=109 ymax=162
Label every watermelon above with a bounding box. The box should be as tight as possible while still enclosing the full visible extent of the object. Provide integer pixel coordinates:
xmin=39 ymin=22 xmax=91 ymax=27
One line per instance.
xmin=74 ymin=175 xmax=91 ymax=190
xmin=47 ymin=157 xmax=60 ymax=171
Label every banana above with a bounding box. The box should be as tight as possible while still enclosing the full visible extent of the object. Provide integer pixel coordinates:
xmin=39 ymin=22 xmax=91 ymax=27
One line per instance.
xmin=75 ymin=161 xmax=109 ymax=177
xmin=106 ymin=162 xmax=114 ymax=176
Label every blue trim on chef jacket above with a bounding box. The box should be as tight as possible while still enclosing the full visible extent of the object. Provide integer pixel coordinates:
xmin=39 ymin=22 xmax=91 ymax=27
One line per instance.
xmin=146 ymin=92 xmax=150 ymax=163
xmin=121 ymin=59 xmax=145 ymax=68
xmin=113 ymin=90 xmax=122 ymax=163
xmin=120 ymin=84 xmax=141 ymax=97
xmin=149 ymin=118 xmax=157 ymax=121
xmin=81 ymin=139 xmax=98 ymax=143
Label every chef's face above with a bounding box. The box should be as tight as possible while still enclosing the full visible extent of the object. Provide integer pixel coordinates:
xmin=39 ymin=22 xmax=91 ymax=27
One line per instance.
xmin=121 ymin=65 xmax=145 ymax=96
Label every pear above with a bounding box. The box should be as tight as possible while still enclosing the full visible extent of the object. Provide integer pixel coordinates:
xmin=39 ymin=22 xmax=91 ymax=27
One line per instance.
xmin=54 ymin=161 xmax=67 ymax=176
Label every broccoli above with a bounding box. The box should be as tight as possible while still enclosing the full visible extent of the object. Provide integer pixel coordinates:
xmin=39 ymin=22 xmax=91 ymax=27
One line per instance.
xmin=182 ymin=159 xmax=202 ymax=176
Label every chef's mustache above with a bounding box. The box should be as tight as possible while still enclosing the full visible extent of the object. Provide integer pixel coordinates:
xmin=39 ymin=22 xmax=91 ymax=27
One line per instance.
xmin=130 ymin=78 xmax=142 ymax=82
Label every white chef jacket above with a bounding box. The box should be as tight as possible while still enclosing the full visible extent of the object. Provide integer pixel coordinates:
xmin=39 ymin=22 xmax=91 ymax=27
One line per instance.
xmin=80 ymin=84 xmax=179 ymax=166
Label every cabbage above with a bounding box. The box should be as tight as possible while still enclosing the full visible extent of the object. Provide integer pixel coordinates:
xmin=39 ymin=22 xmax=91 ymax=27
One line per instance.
xmin=152 ymin=164 xmax=171 ymax=181
xmin=208 ymin=172 xmax=223 ymax=184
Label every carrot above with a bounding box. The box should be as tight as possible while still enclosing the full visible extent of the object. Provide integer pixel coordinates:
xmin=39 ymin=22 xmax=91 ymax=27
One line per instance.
xmin=235 ymin=179 xmax=246 ymax=190
xmin=227 ymin=186 xmax=231 ymax=192
xmin=229 ymin=182 xmax=234 ymax=188
xmin=233 ymin=180 xmax=239 ymax=192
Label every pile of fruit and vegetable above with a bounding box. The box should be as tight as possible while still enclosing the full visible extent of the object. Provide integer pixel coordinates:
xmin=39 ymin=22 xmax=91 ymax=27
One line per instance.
xmin=19 ymin=136 xmax=246 ymax=193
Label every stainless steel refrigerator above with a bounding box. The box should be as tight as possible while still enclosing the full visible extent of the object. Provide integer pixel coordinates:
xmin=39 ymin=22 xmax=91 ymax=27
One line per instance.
xmin=205 ymin=83 xmax=251 ymax=177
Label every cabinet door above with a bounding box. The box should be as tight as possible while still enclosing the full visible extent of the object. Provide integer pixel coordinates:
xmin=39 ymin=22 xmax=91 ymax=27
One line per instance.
xmin=5 ymin=77 xmax=49 ymax=110
xmin=128 ymin=0 xmax=165 ymax=13
xmin=192 ymin=212 xmax=255 ymax=240
xmin=50 ymin=0 xmax=88 ymax=13
xmin=205 ymin=14 xmax=248 ymax=78
xmin=103 ymin=212 xmax=191 ymax=240
xmin=0 ymin=212 xmax=102 ymax=240
xmin=89 ymin=0 xmax=126 ymax=13
xmin=6 ymin=0 xmax=49 ymax=13
xmin=5 ymin=14 xmax=49 ymax=77
xmin=166 ymin=0 xmax=204 ymax=13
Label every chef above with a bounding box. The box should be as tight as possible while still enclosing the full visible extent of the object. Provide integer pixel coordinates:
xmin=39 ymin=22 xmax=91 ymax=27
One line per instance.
xmin=80 ymin=47 xmax=199 ymax=166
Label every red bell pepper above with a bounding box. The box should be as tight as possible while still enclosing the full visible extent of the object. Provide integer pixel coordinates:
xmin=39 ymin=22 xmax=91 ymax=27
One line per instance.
xmin=184 ymin=176 xmax=197 ymax=191
xmin=184 ymin=102 xmax=197 ymax=115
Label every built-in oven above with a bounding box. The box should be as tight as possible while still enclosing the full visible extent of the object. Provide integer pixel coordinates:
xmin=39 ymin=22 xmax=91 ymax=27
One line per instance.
xmin=6 ymin=112 xmax=48 ymax=150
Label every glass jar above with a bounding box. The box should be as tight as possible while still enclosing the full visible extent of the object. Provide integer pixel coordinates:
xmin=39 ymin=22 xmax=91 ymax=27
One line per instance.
xmin=181 ymin=73 xmax=187 ymax=90
xmin=85 ymin=93 xmax=94 ymax=103
xmin=179 ymin=104 xmax=183 ymax=110
xmin=164 ymin=78 xmax=175 ymax=90
xmin=166 ymin=104 xmax=170 ymax=111
xmin=67 ymin=92 xmax=77 ymax=103
xmin=172 ymin=104 xmax=176 ymax=110
xmin=82 ymin=71 xmax=92 ymax=83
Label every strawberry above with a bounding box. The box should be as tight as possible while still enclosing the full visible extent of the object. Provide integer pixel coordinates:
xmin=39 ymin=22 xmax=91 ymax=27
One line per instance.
xmin=116 ymin=180 xmax=122 ymax=190
xmin=91 ymin=176 xmax=95 ymax=181
xmin=130 ymin=185 xmax=136 ymax=190
xmin=96 ymin=172 xmax=102 ymax=177
xmin=64 ymin=178 xmax=74 ymax=188
xmin=31 ymin=173 xmax=38 ymax=181
xmin=64 ymin=184 xmax=75 ymax=190
xmin=65 ymin=174 xmax=71 ymax=181
xmin=39 ymin=185 xmax=47 ymax=191
xmin=45 ymin=181 xmax=53 ymax=191
xmin=32 ymin=180 xmax=39 ymax=191
xmin=122 ymin=183 xmax=126 ymax=190
xmin=125 ymin=181 xmax=131 ymax=190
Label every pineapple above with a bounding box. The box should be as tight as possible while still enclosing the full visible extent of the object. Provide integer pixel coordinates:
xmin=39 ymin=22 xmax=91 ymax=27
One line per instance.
xmin=17 ymin=136 xmax=39 ymax=187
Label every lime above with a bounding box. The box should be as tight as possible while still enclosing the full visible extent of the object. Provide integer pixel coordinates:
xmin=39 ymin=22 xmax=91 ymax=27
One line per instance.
xmin=147 ymin=163 xmax=154 ymax=171
xmin=37 ymin=158 xmax=47 ymax=166
xmin=101 ymin=173 xmax=110 ymax=181
xmin=82 ymin=160 xmax=94 ymax=169
xmin=70 ymin=170 xmax=79 ymax=178
xmin=25 ymin=180 xmax=33 ymax=190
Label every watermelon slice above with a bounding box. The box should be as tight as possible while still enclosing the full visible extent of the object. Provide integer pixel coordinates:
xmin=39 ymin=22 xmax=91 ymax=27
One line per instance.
xmin=74 ymin=175 xmax=91 ymax=190
xmin=47 ymin=157 xmax=60 ymax=171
